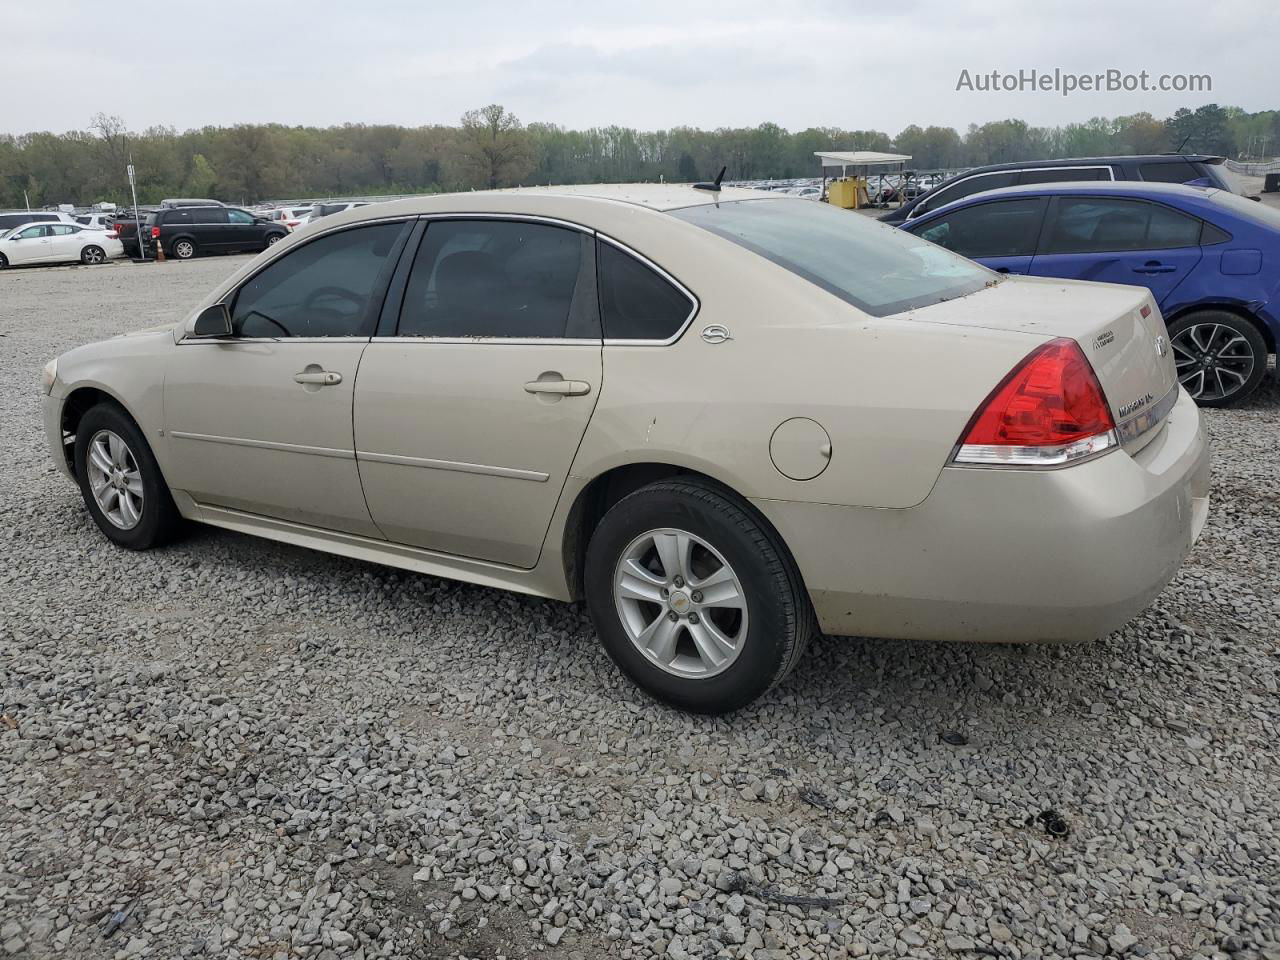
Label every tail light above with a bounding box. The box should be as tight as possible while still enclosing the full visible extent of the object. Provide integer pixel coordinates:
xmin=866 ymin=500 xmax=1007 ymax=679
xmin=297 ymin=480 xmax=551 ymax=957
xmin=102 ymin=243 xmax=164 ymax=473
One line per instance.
xmin=151 ymin=226 xmax=161 ymax=239
xmin=953 ymin=337 xmax=1117 ymax=467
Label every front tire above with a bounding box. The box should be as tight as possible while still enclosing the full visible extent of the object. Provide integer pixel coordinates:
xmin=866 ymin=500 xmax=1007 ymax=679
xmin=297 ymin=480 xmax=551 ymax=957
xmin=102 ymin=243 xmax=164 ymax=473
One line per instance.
xmin=264 ymin=233 xmax=284 ymax=250
xmin=81 ymin=245 xmax=106 ymax=265
xmin=0 ymin=252 xmax=7 ymax=268
xmin=1168 ymin=310 xmax=1268 ymax=407
xmin=73 ymin=403 xmax=181 ymax=550
xmin=172 ymin=238 xmax=197 ymax=260
xmin=584 ymin=479 xmax=812 ymax=714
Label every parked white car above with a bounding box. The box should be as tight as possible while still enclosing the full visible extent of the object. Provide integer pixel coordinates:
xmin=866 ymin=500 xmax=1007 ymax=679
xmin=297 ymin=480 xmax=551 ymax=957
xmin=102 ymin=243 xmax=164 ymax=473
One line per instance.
xmin=0 ymin=222 xmax=124 ymax=267
xmin=74 ymin=213 xmax=117 ymax=231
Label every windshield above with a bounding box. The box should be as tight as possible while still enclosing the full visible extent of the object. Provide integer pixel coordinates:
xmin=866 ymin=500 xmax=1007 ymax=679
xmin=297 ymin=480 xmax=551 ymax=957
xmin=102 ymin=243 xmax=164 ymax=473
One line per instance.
xmin=1209 ymin=188 xmax=1280 ymax=228
xmin=670 ymin=198 xmax=992 ymax=317
xmin=1213 ymin=164 xmax=1252 ymax=196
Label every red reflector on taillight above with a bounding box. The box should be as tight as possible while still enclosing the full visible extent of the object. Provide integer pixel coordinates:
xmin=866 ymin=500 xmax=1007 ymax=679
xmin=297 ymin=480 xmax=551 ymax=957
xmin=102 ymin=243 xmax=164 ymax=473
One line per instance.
xmin=151 ymin=226 xmax=161 ymax=238
xmin=954 ymin=338 xmax=1117 ymax=467
xmin=1140 ymin=304 xmax=1152 ymax=319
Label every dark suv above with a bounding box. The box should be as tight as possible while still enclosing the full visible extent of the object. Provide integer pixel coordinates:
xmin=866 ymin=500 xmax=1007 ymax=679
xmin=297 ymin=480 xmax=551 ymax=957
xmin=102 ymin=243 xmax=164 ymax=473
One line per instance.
xmin=120 ymin=206 xmax=287 ymax=259
xmin=880 ymin=154 xmax=1247 ymax=224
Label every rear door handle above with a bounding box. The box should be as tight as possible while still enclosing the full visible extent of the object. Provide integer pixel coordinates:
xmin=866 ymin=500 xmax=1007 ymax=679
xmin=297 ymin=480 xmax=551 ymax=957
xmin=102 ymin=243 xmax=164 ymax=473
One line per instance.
xmin=294 ymin=370 xmax=342 ymax=386
xmin=524 ymin=379 xmax=591 ymax=396
xmin=1133 ymin=262 xmax=1177 ymax=274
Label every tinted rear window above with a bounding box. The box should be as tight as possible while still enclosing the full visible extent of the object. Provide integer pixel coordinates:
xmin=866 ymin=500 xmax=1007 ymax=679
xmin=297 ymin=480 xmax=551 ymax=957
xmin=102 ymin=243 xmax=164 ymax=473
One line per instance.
xmin=1017 ymin=167 xmax=1111 ymax=185
xmin=671 ymin=198 xmax=990 ymax=317
xmin=1139 ymin=160 xmax=1203 ymax=185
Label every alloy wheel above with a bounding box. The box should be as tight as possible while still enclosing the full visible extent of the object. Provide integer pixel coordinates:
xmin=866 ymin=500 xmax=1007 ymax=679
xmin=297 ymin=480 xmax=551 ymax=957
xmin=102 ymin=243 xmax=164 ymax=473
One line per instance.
xmin=83 ymin=246 xmax=105 ymax=264
xmin=612 ymin=527 xmax=748 ymax=679
xmin=175 ymin=241 xmax=194 ymax=258
xmin=86 ymin=430 xmax=144 ymax=530
xmin=1171 ymin=323 xmax=1255 ymax=403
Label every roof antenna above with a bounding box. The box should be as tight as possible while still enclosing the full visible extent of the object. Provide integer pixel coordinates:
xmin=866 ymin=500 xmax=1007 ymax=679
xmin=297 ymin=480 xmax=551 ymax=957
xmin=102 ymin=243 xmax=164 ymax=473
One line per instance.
xmin=1174 ymin=134 xmax=1192 ymax=154
xmin=693 ymin=166 xmax=727 ymax=192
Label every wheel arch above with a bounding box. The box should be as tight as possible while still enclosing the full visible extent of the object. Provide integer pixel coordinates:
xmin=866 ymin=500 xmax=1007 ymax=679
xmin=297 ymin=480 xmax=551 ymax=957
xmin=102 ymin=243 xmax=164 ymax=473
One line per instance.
xmin=559 ymin=461 xmax=806 ymax=604
xmin=58 ymin=386 xmax=142 ymax=476
xmin=1164 ymin=302 xmax=1275 ymax=355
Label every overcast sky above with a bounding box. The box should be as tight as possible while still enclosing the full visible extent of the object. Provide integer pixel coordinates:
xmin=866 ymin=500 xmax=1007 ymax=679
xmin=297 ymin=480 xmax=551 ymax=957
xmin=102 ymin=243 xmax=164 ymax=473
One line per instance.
xmin=6 ymin=0 xmax=1273 ymax=136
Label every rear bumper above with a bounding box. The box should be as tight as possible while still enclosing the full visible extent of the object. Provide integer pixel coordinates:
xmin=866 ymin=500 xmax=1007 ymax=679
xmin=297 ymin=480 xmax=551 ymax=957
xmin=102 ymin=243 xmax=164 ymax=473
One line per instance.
xmin=753 ymin=387 xmax=1210 ymax=642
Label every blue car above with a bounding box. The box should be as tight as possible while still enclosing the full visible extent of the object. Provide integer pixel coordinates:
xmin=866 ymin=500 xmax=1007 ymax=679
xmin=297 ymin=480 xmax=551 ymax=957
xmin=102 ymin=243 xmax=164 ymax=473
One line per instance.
xmin=900 ymin=181 xmax=1280 ymax=406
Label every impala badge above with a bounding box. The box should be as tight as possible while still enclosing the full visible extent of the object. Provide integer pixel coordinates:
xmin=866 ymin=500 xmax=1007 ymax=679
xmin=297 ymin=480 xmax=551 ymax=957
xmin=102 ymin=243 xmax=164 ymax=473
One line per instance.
xmin=701 ymin=324 xmax=733 ymax=344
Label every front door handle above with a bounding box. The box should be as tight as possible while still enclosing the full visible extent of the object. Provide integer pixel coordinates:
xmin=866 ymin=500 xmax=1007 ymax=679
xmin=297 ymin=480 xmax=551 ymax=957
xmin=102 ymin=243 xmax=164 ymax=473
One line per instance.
xmin=1133 ymin=261 xmax=1177 ymax=274
xmin=294 ymin=370 xmax=342 ymax=386
xmin=524 ymin=379 xmax=591 ymax=396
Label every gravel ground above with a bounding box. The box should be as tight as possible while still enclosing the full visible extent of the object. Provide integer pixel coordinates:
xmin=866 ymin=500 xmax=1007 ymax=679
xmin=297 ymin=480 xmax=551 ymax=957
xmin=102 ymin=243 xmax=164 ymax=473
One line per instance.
xmin=2 ymin=256 xmax=1278 ymax=960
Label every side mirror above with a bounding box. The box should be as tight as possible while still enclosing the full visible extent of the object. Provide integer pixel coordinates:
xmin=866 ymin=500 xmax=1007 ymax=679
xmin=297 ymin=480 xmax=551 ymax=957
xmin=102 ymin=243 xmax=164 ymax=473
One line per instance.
xmin=188 ymin=303 xmax=233 ymax=339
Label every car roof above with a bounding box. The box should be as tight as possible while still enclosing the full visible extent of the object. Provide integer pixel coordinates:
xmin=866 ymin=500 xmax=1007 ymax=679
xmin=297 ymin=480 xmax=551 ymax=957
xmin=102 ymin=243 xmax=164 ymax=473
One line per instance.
xmin=497 ymin=183 xmax=773 ymax=211
xmin=955 ymin=154 xmax=1221 ymax=174
xmin=920 ymin=179 xmax=1224 ymax=216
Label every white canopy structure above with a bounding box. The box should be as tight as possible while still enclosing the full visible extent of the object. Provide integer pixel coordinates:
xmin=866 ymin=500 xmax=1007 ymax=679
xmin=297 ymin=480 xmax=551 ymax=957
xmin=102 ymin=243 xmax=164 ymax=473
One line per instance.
xmin=814 ymin=151 xmax=912 ymax=174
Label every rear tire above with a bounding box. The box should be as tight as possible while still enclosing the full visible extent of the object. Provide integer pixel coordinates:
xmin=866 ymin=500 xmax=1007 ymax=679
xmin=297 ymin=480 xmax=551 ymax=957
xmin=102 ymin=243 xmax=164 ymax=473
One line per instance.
xmin=1168 ymin=310 xmax=1267 ymax=407
xmin=0 ymin=252 xmax=7 ymax=268
xmin=172 ymin=238 xmax=197 ymax=260
xmin=72 ymin=403 xmax=182 ymax=550
xmin=264 ymin=233 xmax=285 ymax=250
xmin=584 ymin=479 xmax=812 ymax=714
xmin=81 ymin=245 xmax=106 ymax=265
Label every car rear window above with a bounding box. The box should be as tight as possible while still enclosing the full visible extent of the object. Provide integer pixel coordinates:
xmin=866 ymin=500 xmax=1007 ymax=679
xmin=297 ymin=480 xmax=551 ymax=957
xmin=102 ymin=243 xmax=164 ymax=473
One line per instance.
xmin=670 ymin=198 xmax=991 ymax=317
xmin=1207 ymin=188 xmax=1280 ymax=228
xmin=1139 ymin=160 xmax=1204 ymax=185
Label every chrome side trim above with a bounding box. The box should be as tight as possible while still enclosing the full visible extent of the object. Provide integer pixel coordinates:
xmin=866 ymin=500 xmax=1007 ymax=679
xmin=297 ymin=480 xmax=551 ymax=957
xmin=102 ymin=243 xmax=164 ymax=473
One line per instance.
xmin=170 ymin=431 xmax=354 ymax=460
xmin=177 ymin=336 xmax=372 ymax=345
xmin=356 ymin=450 xmax=549 ymax=482
xmin=1115 ymin=383 xmax=1180 ymax=445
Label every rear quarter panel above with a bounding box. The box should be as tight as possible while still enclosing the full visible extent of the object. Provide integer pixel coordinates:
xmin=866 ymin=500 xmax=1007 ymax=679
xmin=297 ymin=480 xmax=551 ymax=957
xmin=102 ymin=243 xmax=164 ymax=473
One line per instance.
xmin=568 ymin=221 xmax=1050 ymax=509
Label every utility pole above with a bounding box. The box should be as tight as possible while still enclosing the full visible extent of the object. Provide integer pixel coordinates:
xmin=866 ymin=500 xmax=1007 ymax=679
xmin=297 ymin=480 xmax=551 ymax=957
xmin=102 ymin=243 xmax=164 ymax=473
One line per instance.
xmin=128 ymin=155 xmax=146 ymax=262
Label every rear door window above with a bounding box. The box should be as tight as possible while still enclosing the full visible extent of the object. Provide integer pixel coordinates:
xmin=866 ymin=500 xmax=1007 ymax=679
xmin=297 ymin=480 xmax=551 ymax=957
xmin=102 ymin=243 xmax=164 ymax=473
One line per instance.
xmin=1017 ymin=167 xmax=1111 ymax=185
xmin=926 ymin=171 xmax=1018 ymax=210
xmin=1041 ymin=198 xmax=1202 ymax=253
xmin=597 ymin=241 xmax=695 ymax=341
xmin=397 ymin=219 xmax=597 ymax=339
xmin=228 ymin=209 xmax=254 ymax=224
xmin=913 ymin=198 xmax=1047 ymax=258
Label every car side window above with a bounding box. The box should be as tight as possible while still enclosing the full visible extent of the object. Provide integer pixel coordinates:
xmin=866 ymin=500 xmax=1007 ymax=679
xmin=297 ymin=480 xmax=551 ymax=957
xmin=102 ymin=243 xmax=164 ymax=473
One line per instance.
xmin=397 ymin=220 xmax=597 ymax=339
xmin=18 ymin=226 xmax=47 ymax=239
xmin=596 ymin=241 xmax=695 ymax=341
xmin=914 ymin=198 xmax=1046 ymax=258
xmin=1139 ymin=161 xmax=1202 ymax=184
xmin=926 ymin=172 xmax=1018 ymax=211
xmin=1017 ymin=167 xmax=1111 ymax=185
xmin=1041 ymin=198 xmax=1201 ymax=254
xmin=228 ymin=209 xmax=254 ymax=224
xmin=51 ymin=224 xmax=77 ymax=235
xmin=164 ymin=210 xmax=192 ymax=225
xmin=231 ymin=222 xmax=406 ymax=338
xmin=196 ymin=208 xmax=228 ymax=224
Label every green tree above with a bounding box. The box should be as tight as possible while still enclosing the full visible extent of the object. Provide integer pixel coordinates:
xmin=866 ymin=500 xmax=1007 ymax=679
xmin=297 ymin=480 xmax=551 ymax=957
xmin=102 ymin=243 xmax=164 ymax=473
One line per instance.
xmin=454 ymin=104 xmax=534 ymax=189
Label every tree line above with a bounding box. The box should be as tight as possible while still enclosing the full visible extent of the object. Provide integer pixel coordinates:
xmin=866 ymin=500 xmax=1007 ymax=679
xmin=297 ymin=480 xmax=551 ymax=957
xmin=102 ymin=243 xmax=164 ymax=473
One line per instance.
xmin=1 ymin=102 xmax=1275 ymax=210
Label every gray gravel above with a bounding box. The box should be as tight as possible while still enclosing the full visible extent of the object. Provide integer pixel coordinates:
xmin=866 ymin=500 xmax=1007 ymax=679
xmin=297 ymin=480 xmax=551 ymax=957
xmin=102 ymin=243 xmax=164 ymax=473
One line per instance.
xmin=2 ymin=255 xmax=1279 ymax=960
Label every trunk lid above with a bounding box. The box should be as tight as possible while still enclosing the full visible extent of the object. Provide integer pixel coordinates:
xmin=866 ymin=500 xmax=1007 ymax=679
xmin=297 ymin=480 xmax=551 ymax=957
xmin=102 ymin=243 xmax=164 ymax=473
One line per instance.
xmin=897 ymin=275 xmax=1177 ymax=452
